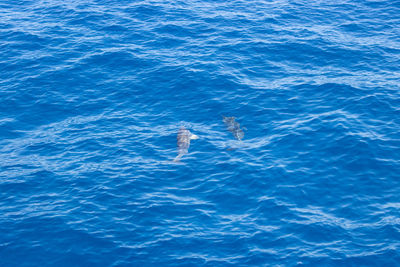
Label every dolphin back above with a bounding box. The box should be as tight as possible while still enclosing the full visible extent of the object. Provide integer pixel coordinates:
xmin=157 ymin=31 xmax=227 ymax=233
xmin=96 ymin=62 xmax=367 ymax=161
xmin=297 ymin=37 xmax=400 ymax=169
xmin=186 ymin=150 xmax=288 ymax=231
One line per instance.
xmin=223 ymin=116 xmax=244 ymax=140
xmin=173 ymin=127 xmax=197 ymax=162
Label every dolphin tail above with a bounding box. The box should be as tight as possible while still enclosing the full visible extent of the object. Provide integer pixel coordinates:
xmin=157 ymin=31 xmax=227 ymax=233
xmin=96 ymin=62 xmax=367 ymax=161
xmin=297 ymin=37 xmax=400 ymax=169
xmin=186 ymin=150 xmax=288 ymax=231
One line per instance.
xmin=173 ymin=154 xmax=183 ymax=162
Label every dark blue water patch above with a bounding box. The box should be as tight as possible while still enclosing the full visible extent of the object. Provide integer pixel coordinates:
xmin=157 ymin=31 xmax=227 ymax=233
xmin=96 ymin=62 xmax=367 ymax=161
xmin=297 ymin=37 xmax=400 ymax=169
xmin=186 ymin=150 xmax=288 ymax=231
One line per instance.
xmin=100 ymin=24 xmax=129 ymax=34
xmin=126 ymin=4 xmax=166 ymax=21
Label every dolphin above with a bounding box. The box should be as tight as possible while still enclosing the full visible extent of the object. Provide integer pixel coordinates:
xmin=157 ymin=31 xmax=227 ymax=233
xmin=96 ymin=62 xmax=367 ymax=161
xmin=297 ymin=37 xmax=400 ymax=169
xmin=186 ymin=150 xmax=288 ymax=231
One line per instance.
xmin=223 ymin=116 xmax=244 ymax=141
xmin=173 ymin=127 xmax=199 ymax=162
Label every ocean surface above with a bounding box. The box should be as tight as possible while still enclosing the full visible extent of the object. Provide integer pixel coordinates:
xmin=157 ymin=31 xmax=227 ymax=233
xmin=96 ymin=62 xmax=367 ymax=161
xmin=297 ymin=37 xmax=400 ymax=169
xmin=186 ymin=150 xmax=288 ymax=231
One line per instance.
xmin=1 ymin=0 xmax=399 ymax=266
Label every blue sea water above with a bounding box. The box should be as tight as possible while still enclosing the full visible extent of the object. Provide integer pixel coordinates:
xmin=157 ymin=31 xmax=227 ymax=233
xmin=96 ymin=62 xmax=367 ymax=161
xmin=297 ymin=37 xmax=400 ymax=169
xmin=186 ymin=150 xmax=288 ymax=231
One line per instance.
xmin=1 ymin=0 xmax=400 ymax=265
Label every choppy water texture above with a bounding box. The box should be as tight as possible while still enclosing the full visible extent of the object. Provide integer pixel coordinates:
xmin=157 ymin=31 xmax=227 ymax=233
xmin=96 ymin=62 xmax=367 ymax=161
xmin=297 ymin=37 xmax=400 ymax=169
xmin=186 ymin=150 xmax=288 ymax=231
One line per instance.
xmin=1 ymin=0 xmax=400 ymax=266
